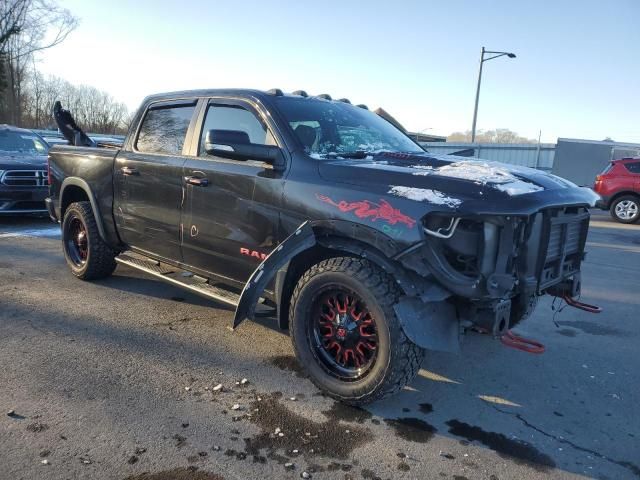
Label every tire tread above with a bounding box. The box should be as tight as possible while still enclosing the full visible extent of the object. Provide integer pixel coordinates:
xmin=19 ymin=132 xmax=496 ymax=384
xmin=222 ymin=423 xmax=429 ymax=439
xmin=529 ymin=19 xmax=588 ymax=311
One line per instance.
xmin=610 ymin=195 xmax=640 ymax=224
xmin=289 ymin=256 xmax=423 ymax=405
xmin=63 ymin=201 xmax=116 ymax=280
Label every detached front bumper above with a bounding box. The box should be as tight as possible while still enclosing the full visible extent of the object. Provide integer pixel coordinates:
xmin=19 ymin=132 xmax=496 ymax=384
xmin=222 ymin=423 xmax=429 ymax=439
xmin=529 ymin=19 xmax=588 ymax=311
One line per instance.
xmin=403 ymin=206 xmax=590 ymax=300
xmin=395 ymin=206 xmax=590 ymax=342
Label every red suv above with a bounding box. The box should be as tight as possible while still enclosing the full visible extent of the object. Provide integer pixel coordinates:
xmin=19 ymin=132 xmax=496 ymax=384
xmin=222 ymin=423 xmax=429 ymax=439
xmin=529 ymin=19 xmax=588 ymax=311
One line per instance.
xmin=594 ymin=158 xmax=640 ymax=223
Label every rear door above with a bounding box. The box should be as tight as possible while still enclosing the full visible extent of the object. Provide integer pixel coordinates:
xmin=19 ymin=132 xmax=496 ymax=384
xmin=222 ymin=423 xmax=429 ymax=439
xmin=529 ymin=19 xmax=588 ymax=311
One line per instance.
xmin=114 ymin=99 xmax=198 ymax=261
xmin=181 ymin=98 xmax=284 ymax=284
xmin=624 ymin=161 xmax=640 ymax=192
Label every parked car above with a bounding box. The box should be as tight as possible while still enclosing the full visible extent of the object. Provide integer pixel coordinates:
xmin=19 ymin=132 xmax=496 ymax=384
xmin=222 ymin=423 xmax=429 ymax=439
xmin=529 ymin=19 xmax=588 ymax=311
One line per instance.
xmin=47 ymin=89 xmax=599 ymax=404
xmin=0 ymin=124 xmax=50 ymax=215
xmin=593 ymin=157 xmax=640 ymax=223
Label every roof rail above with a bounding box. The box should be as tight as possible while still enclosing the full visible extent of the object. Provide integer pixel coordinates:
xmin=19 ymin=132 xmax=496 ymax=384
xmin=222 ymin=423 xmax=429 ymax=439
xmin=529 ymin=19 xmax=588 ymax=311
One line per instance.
xmin=266 ymin=88 xmax=284 ymax=96
xmin=356 ymin=104 xmax=369 ymax=110
xmin=292 ymin=90 xmax=308 ymax=97
xmin=317 ymin=93 xmax=332 ymax=100
xmin=337 ymin=98 xmax=351 ymax=104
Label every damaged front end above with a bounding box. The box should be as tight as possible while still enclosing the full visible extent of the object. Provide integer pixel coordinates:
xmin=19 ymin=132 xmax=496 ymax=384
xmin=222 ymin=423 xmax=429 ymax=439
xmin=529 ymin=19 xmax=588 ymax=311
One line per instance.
xmin=394 ymin=206 xmax=592 ymax=352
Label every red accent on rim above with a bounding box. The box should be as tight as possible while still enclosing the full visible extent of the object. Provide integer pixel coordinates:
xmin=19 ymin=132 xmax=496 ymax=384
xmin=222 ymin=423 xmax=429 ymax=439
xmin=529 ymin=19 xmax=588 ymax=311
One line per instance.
xmin=315 ymin=291 xmax=379 ymax=376
xmin=71 ymin=218 xmax=88 ymax=260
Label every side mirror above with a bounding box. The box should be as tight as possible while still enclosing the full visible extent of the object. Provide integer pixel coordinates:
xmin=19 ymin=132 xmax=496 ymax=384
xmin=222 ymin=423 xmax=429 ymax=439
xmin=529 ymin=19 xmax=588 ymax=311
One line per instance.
xmin=204 ymin=129 xmax=285 ymax=171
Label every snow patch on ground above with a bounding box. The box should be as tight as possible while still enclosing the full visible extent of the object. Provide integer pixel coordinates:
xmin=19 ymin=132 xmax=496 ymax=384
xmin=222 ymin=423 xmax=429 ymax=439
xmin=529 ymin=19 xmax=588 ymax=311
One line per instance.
xmin=388 ymin=186 xmax=462 ymax=207
xmin=0 ymin=226 xmax=61 ymax=239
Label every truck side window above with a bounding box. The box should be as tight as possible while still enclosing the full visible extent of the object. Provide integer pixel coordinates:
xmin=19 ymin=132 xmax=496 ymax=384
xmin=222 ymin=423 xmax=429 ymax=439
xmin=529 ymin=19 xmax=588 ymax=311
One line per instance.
xmin=136 ymin=104 xmax=196 ymax=155
xmin=199 ymin=104 xmax=276 ymax=156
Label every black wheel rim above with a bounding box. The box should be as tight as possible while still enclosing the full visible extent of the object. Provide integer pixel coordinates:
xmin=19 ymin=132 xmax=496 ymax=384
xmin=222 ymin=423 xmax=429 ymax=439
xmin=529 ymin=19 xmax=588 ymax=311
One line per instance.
xmin=309 ymin=287 xmax=379 ymax=381
xmin=65 ymin=215 xmax=88 ymax=267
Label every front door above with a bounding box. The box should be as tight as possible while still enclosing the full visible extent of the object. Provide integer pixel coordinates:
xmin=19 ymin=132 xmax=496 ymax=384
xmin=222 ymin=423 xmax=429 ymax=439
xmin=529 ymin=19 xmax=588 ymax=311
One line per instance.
xmin=114 ymin=99 xmax=198 ymax=261
xmin=181 ymin=99 xmax=284 ymax=284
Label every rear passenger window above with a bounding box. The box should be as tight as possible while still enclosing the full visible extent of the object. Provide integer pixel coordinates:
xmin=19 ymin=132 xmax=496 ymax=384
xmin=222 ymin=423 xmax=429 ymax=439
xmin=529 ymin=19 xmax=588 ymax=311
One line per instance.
xmin=199 ymin=104 xmax=276 ymax=156
xmin=136 ymin=104 xmax=196 ymax=155
xmin=624 ymin=162 xmax=640 ymax=174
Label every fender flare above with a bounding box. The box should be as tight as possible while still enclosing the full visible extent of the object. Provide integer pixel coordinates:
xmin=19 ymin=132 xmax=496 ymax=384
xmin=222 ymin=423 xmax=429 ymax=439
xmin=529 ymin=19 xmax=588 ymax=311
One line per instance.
xmin=60 ymin=177 xmax=108 ymax=242
xmin=233 ymin=222 xmax=316 ymax=328
xmin=233 ymin=220 xmax=461 ymax=353
xmin=313 ymin=233 xmax=419 ymax=297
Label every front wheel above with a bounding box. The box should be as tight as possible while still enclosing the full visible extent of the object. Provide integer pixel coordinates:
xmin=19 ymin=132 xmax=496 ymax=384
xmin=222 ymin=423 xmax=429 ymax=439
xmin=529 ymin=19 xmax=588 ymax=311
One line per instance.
xmin=289 ymin=257 xmax=424 ymax=405
xmin=62 ymin=201 xmax=117 ymax=280
xmin=610 ymin=195 xmax=640 ymax=224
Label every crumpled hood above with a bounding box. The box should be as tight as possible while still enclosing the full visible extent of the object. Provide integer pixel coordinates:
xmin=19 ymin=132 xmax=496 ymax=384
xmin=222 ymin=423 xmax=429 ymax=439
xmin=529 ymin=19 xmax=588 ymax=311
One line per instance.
xmin=0 ymin=151 xmax=48 ymax=171
xmin=317 ymin=152 xmax=599 ymax=214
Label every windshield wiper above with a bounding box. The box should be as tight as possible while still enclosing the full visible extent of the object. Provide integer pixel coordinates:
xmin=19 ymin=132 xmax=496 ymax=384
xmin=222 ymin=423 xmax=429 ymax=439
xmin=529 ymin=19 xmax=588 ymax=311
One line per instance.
xmin=325 ymin=150 xmax=371 ymax=159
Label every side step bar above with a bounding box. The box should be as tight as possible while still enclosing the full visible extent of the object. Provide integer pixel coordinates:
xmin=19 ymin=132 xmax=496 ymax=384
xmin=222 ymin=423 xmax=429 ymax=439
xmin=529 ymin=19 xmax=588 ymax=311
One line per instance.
xmin=115 ymin=253 xmax=240 ymax=308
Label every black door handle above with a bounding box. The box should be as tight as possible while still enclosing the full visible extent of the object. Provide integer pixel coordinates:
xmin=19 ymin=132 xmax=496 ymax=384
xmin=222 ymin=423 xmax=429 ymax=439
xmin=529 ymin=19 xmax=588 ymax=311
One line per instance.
xmin=121 ymin=166 xmax=138 ymax=175
xmin=185 ymin=176 xmax=209 ymax=187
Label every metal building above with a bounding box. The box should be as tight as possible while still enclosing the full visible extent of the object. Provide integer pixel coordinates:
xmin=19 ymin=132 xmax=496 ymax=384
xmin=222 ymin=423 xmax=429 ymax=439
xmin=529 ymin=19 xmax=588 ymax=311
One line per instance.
xmin=420 ymin=142 xmax=556 ymax=171
xmin=552 ymin=138 xmax=640 ymax=186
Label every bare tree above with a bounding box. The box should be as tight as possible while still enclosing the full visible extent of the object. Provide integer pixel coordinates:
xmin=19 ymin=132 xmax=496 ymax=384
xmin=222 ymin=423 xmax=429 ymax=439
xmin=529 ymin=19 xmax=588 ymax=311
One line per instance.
xmin=21 ymin=71 xmax=129 ymax=134
xmin=0 ymin=0 xmax=28 ymax=51
xmin=448 ymin=129 xmax=537 ymax=144
xmin=0 ymin=0 xmax=77 ymax=124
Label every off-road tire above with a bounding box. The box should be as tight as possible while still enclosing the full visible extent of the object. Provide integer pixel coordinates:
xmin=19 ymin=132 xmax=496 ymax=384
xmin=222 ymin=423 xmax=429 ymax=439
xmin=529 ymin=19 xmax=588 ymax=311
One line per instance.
xmin=289 ymin=256 xmax=424 ymax=405
xmin=610 ymin=195 xmax=640 ymax=224
xmin=62 ymin=201 xmax=116 ymax=280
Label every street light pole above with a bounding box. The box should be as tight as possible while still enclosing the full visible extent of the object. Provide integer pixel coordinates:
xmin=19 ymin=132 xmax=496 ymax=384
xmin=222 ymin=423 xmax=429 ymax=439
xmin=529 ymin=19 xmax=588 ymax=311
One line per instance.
xmin=470 ymin=47 xmax=516 ymax=143
xmin=471 ymin=47 xmax=485 ymax=143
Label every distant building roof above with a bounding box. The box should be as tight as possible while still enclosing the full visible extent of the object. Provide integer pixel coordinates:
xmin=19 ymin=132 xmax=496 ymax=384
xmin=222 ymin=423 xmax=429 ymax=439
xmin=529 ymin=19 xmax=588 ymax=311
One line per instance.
xmin=408 ymin=132 xmax=447 ymax=143
xmin=557 ymin=137 xmax=640 ymax=147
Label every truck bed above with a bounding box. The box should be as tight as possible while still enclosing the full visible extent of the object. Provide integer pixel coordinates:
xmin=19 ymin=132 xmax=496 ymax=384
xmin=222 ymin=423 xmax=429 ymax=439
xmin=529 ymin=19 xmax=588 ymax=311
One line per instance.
xmin=48 ymin=145 xmax=121 ymax=244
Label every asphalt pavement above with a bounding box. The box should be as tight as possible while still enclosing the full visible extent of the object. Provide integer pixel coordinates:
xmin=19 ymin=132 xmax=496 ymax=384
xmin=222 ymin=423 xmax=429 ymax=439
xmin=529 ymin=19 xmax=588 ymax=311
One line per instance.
xmin=0 ymin=211 xmax=638 ymax=480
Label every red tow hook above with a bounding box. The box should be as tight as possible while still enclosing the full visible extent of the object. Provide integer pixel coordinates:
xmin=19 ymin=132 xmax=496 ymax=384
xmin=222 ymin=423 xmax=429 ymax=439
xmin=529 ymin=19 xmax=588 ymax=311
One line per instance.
xmin=562 ymin=295 xmax=602 ymax=314
xmin=500 ymin=329 xmax=545 ymax=354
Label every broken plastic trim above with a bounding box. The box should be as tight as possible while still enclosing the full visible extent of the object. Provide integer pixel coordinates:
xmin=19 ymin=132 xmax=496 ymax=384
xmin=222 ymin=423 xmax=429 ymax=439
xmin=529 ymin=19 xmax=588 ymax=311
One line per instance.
xmin=232 ymin=222 xmax=316 ymax=329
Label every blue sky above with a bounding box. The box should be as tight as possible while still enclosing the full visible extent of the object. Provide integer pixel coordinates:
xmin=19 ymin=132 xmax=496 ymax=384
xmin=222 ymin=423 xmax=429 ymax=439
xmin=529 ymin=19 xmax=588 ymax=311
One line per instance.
xmin=39 ymin=0 xmax=640 ymax=143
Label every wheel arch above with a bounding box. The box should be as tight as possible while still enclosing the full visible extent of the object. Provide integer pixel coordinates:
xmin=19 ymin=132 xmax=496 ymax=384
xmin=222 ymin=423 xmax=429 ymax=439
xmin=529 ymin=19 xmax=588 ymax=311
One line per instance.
xmin=609 ymin=191 xmax=640 ymax=206
xmin=60 ymin=178 xmax=107 ymax=241
xmin=274 ymin=221 xmax=419 ymax=330
xmin=233 ymin=220 xmax=459 ymax=354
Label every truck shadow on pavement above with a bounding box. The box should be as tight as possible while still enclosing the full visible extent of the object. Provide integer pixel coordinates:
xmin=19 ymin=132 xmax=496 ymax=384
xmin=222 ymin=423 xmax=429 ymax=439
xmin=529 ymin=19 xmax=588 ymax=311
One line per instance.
xmin=3 ymin=293 xmax=639 ymax=479
xmin=96 ymin=273 xmax=233 ymax=310
xmin=2 ymin=216 xmax=639 ymax=479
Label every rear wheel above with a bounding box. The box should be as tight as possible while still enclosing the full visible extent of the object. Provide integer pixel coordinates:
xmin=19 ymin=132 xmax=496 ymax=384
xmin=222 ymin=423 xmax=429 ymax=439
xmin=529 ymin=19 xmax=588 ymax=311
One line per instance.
xmin=610 ymin=195 xmax=640 ymax=224
xmin=62 ymin=201 xmax=116 ymax=280
xmin=289 ymin=257 xmax=424 ymax=405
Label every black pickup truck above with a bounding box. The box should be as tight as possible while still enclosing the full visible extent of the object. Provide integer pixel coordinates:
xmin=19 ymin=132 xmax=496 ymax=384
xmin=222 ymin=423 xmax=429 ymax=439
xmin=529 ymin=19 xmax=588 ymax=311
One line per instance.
xmin=46 ymin=89 xmax=599 ymax=404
